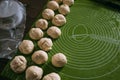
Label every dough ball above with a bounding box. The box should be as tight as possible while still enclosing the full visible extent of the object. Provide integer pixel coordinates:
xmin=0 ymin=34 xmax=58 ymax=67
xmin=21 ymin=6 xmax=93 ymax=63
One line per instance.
xmin=52 ymin=0 xmax=62 ymax=4
xmin=19 ymin=40 xmax=34 ymax=54
xmin=35 ymin=19 xmax=48 ymax=30
xmin=38 ymin=38 xmax=53 ymax=51
xmin=42 ymin=72 xmax=61 ymax=80
xmin=52 ymin=14 xmax=66 ymax=26
xmin=29 ymin=28 xmax=44 ymax=40
xmin=63 ymin=0 xmax=74 ymax=6
xmin=32 ymin=50 xmax=48 ymax=64
xmin=47 ymin=1 xmax=59 ymax=11
xmin=42 ymin=9 xmax=55 ymax=20
xmin=26 ymin=66 xmax=43 ymax=80
xmin=52 ymin=53 xmax=67 ymax=67
xmin=10 ymin=55 xmax=27 ymax=73
xmin=58 ymin=4 xmax=70 ymax=15
xmin=47 ymin=26 xmax=61 ymax=39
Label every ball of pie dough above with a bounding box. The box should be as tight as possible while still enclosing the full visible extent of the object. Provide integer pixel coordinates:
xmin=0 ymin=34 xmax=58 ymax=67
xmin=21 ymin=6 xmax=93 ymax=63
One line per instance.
xmin=42 ymin=72 xmax=61 ymax=80
xmin=35 ymin=19 xmax=48 ymax=30
xmin=52 ymin=0 xmax=62 ymax=4
xmin=42 ymin=9 xmax=55 ymax=20
xmin=38 ymin=38 xmax=53 ymax=51
xmin=58 ymin=4 xmax=70 ymax=15
xmin=63 ymin=0 xmax=74 ymax=6
xmin=52 ymin=53 xmax=67 ymax=67
xmin=47 ymin=26 xmax=61 ymax=39
xmin=19 ymin=40 xmax=34 ymax=54
xmin=10 ymin=55 xmax=27 ymax=73
xmin=29 ymin=28 xmax=44 ymax=40
xmin=26 ymin=66 xmax=43 ymax=80
xmin=32 ymin=50 xmax=48 ymax=64
xmin=52 ymin=14 xmax=66 ymax=26
xmin=47 ymin=1 xmax=59 ymax=11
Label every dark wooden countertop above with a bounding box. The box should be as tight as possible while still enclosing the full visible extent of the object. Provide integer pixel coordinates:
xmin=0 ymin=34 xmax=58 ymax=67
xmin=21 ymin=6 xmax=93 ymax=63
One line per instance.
xmin=19 ymin=0 xmax=48 ymax=34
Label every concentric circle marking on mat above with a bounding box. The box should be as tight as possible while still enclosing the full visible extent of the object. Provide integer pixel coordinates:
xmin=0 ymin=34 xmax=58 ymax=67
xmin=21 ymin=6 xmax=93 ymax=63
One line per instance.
xmin=48 ymin=0 xmax=120 ymax=79
xmin=47 ymin=62 xmax=120 ymax=79
xmin=61 ymin=17 xmax=118 ymax=69
xmin=71 ymin=24 xmax=89 ymax=41
xmin=54 ymin=23 xmax=119 ymax=70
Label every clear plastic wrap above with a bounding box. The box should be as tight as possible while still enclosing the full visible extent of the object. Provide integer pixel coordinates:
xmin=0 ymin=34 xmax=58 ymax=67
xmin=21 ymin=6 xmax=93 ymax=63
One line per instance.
xmin=0 ymin=0 xmax=26 ymax=59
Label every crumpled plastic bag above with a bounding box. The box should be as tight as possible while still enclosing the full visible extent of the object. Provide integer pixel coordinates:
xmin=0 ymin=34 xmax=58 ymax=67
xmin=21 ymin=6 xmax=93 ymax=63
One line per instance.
xmin=0 ymin=0 xmax=26 ymax=59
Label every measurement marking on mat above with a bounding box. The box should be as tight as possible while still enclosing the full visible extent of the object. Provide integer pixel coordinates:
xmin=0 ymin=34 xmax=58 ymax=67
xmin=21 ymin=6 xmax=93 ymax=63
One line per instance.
xmin=71 ymin=24 xmax=120 ymax=45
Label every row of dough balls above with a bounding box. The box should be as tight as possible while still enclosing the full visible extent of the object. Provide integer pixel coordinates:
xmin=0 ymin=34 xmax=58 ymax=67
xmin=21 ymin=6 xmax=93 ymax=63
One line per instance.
xmin=27 ymin=67 xmax=61 ymax=80
xmin=29 ymin=26 xmax=61 ymax=40
xmin=41 ymin=2 xmax=70 ymax=27
xmin=42 ymin=8 xmax=68 ymax=22
xmin=10 ymin=53 xmax=66 ymax=79
xmin=10 ymin=57 xmax=61 ymax=80
xmin=18 ymin=40 xmax=67 ymax=65
xmin=42 ymin=1 xmax=71 ymax=19
xmin=11 ymin=0 xmax=74 ymax=80
xmin=47 ymin=1 xmax=71 ymax=15
xmin=20 ymin=26 xmax=61 ymax=53
xmin=18 ymin=38 xmax=53 ymax=52
xmin=35 ymin=18 xmax=62 ymax=39
xmin=18 ymin=0 xmax=75 ymax=55
xmin=48 ymin=0 xmax=74 ymax=12
xmin=36 ymin=14 xmax=66 ymax=29
xmin=26 ymin=66 xmax=61 ymax=80
xmin=36 ymin=0 xmax=74 ymax=29
xmin=10 ymin=52 xmax=67 ymax=70
xmin=33 ymin=0 xmax=74 ymax=39
xmin=36 ymin=10 xmax=67 ymax=29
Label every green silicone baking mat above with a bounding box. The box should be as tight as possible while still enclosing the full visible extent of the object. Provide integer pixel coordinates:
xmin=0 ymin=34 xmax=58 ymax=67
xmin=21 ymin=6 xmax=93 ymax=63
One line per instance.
xmin=1 ymin=0 xmax=120 ymax=80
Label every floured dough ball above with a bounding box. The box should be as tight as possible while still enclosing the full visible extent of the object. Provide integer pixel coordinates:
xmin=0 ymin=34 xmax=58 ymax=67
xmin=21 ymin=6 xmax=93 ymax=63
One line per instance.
xmin=47 ymin=26 xmax=61 ymax=39
xmin=26 ymin=66 xmax=43 ymax=80
xmin=52 ymin=14 xmax=66 ymax=26
xmin=35 ymin=19 xmax=48 ymax=30
xmin=52 ymin=0 xmax=62 ymax=4
xmin=42 ymin=9 xmax=55 ymax=20
xmin=29 ymin=28 xmax=44 ymax=40
xmin=52 ymin=53 xmax=67 ymax=67
xmin=47 ymin=1 xmax=59 ymax=11
xmin=38 ymin=38 xmax=53 ymax=51
xmin=19 ymin=40 xmax=34 ymax=54
xmin=32 ymin=50 xmax=48 ymax=64
xmin=58 ymin=4 xmax=70 ymax=15
xmin=43 ymin=72 xmax=61 ymax=80
xmin=63 ymin=0 xmax=74 ymax=6
xmin=10 ymin=56 xmax=27 ymax=73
